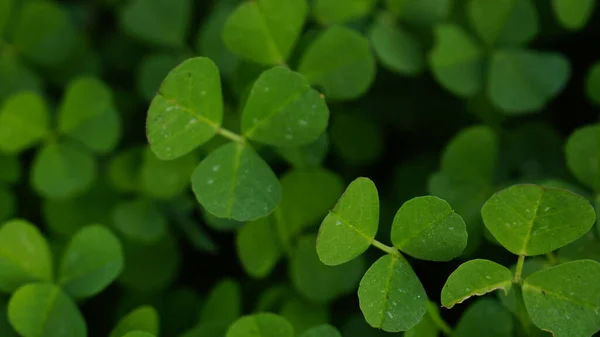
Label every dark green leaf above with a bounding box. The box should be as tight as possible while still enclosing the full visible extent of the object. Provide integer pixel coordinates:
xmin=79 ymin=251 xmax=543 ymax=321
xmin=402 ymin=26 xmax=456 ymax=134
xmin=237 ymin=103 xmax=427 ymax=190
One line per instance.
xmin=226 ymin=313 xmax=294 ymax=337
xmin=565 ymin=123 xmax=600 ymax=192
xmin=110 ymin=306 xmax=159 ymax=337
xmin=236 ymin=216 xmax=282 ymax=278
xmin=313 ymin=0 xmax=377 ymax=25
xmin=552 ymin=0 xmax=595 ymax=31
xmin=453 ymin=298 xmax=514 ymax=337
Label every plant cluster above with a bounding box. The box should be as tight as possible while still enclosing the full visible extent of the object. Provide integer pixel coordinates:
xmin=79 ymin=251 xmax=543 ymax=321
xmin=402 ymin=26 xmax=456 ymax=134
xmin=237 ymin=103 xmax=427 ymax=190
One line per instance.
xmin=0 ymin=0 xmax=599 ymax=337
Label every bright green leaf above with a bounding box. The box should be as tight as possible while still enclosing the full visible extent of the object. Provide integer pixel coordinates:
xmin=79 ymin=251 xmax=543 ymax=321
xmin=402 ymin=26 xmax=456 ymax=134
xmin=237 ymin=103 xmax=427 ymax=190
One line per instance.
xmin=523 ymin=260 xmax=600 ymax=337
xmin=488 ymin=50 xmax=570 ymax=114
xmin=58 ymin=225 xmax=124 ymax=299
xmin=468 ymin=0 xmax=539 ymax=47
xmin=120 ymin=0 xmax=191 ymax=48
xmin=369 ymin=12 xmax=424 ymax=76
xmin=291 ymin=235 xmax=364 ymax=303
xmin=110 ymin=306 xmax=159 ymax=337
xmin=0 ymin=92 xmax=49 ymax=154
xmin=222 ymin=0 xmax=307 ymax=65
xmin=391 ymin=195 xmax=467 ymax=261
xmin=453 ymin=298 xmax=514 ymax=337
xmin=58 ymin=77 xmax=121 ymax=153
xmin=191 ymin=142 xmax=281 ymax=221
xmin=313 ymin=0 xmax=377 ymax=25
xmin=481 ymin=184 xmax=596 ymax=255
xmin=299 ymin=26 xmax=376 ymax=101
xmin=429 ymin=24 xmax=484 ymax=97
xmin=300 ymin=324 xmax=341 ymax=337
xmin=31 ymin=141 xmax=96 ymax=199
xmin=552 ymin=0 xmax=595 ymax=31
xmin=565 ymin=123 xmax=600 ymax=192
xmin=441 ymin=259 xmax=513 ymax=309
xmin=317 ymin=177 xmax=379 ymax=266
xmin=147 ymin=57 xmax=223 ymax=160
xmin=226 ymin=313 xmax=294 ymax=337
xmin=0 ymin=219 xmax=53 ymax=293
xmin=8 ymin=283 xmax=86 ymax=337
xmin=236 ymin=216 xmax=282 ymax=278
xmin=241 ymin=67 xmax=329 ymax=146
xmin=200 ymin=279 xmax=242 ymax=327
xmin=12 ymin=1 xmax=76 ymax=66
xmin=358 ymin=255 xmax=427 ymax=332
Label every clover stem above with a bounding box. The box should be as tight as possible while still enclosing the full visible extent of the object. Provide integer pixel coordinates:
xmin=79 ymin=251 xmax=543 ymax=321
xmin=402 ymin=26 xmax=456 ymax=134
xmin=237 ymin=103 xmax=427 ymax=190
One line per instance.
xmin=514 ymin=284 xmax=534 ymax=335
xmin=427 ymin=301 xmax=453 ymax=336
xmin=513 ymin=254 xmax=525 ymax=284
xmin=371 ymin=239 xmax=402 ymax=259
xmin=217 ymin=128 xmax=245 ymax=144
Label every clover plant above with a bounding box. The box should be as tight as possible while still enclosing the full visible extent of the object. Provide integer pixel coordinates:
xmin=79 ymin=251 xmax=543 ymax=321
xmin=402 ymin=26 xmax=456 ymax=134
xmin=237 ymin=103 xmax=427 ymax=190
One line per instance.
xmin=1 ymin=0 xmax=600 ymax=336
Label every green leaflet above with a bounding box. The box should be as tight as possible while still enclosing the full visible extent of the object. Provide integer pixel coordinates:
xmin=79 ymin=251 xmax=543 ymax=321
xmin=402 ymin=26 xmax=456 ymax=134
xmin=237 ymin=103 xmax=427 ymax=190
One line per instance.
xmin=386 ymin=0 xmax=452 ymax=27
xmin=585 ymin=62 xmax=600 ymax=106
xmin=291 ymin=235 xmax=364 ymax=303
xmin=358 ymin=255 xmax=427 ymax=332
xmin=112 ymin=198 xmax=167 ymax=243
xmin=442 ymin=259 xmax=513 ymax=309
xmin=191 ymin=142 xmax=281 ymax=221
xmin=0 ymin=92 xmax=49 ymax=154
xmin=8 ymin=283 xmax=86 ymax=337
xmin=241 ymin=67 xmax=329 ymax=147
xmin=298 ymin=26 xmax=376 ymax=101
xmin=120 ymin=0 xmax=191 ymax=48
xmin=467 ymin=0 xmax=539 ymax=47
xmin=552 ymin=0 xmax=595 ymax=31
xmin=391 ymin=196 xmax=468 ymax=261
xmin=58 ymin=225 xmax=123 ymax=299
xmin=31 ymin=141 xmax=96 ymax=199
xmin=481 ymin=184 xmax=596 ymax=255
xmin=58 ymin=77 xmax=121 ymax=153
xmin=0 ymin=219 xmax=53 ymax=293
xmin=12 ymin=1 xmax=77 ymax=66
xmin=279 ymin=295 xmax=330 ymax=335
xmin=565 ymin=124 xmax=600 ymax=192
xmin=429 ymin=24 xmax=484 ymax=97
xmin=369 ymin=12 xmax=424 ymax=76
xmin=110 ymin=306 xmax=159 ymax=337
xmin=200 ymin=279 xmax=242 ymax=327
xmin=147 ymin=57 xmax=223 ymax=160
xmin=488 ymin=50 xmax=570 ymax=114
xmin=453 ymin=298 xmax=514 ymax=337
xmin=313 ymin=0 xmax=377 ymax=26
xmin=226 ymin=313 xmax=294 ymax=337
xmin=523 ymin=260 xmax=600 ymax=337
xmin=300 ymin=324 xmax=341 ymax=337
xmin=222 ymin=0 xmax=307 ymax=66
xmin=317 ymin=177 xmax=379 ymax=266
xmin=236 ymin=216 xmax=282 ymax=279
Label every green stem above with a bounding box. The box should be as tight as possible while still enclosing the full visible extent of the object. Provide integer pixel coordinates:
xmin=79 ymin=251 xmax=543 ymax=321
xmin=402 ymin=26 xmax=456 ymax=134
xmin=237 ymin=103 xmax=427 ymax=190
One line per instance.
xmin=514 ymin=284 xmax=534 ymax=335
xmin=217 ymin=128 xmax=245 ymax=144
xmin=514 ymin=254 xmax=525 ymax=284
xmin=371 ymin=239 xmax=402 ymax=259
xmin=427 ymin=301 xmax=453 ymax=336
